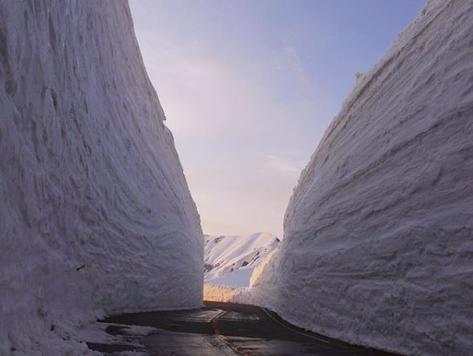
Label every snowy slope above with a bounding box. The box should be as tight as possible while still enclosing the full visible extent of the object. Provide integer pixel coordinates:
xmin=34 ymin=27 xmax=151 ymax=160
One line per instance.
xmin=0 ymin=1 xmax=202 ymax=354
xmin=204 ymin=233 xmax=279 ymax=288
xmin=248 ymin=1 xmax=473 ymax=355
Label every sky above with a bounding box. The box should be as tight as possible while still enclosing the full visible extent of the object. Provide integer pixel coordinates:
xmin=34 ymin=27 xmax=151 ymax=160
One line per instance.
xmin=129 ymin=0 xmax=425 ymax=237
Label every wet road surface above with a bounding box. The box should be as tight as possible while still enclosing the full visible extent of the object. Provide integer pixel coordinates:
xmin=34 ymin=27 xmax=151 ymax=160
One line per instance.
xmin=87 ymin=302 xmax=397 ymax=355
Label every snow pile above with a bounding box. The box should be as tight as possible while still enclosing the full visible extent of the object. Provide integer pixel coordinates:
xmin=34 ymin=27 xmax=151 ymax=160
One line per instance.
xmin=249 ymin=1 xmax=473 ymax=355
xmin=203 ymin=284 xmax=241 ymax=302
xmin=0 ymin=1 xmax=202 ymax=354
xmin=204 ymin=233 xmax=279 ymax=288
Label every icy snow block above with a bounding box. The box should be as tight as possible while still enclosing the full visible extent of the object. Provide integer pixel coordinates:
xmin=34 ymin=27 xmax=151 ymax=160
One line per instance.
xmin=0 ymin=1 xmax=202 ymax=354
xmin=251 ymin=1 xmax=473 ymax=355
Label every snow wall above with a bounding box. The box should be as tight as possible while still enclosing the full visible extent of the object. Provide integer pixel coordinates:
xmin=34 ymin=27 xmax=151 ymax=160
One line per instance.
xmin=0 ymin=1 xmax=202 ymax=354
xmin=249 ymin=1 xmax=473 ymax=355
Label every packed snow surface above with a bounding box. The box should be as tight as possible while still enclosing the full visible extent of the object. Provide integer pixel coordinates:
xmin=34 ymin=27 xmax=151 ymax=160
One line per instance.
xmin=0 ymin=1 xmax=202 ymax=354
xmin=204 ymin=233 xmax=279 ymax=288
xmin=249 ymin=1 xmax=473 ymax=355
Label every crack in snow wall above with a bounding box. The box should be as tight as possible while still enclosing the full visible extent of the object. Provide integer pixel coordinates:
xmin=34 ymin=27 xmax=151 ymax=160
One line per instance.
xmin=248 ymin=1 xmax=473 ymax=355
xmin=0 ymin=1 xmax=203 ymax=354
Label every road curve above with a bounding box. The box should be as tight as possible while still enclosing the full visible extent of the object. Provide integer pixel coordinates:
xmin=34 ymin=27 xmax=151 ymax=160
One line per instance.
xmin=87 ymin=302 xmax=397 ymax=355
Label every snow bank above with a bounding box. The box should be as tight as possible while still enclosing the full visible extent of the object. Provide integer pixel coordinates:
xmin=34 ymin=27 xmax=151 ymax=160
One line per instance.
xmin=249 ymin=1 xmax=473 ymax=355
xmin=0 ymin=1 xmax=202 ymax=354
xmin=204 ymin=233 xmax=279 ymax=288
xmin=203 ymin=284 xmax=241 ymax=302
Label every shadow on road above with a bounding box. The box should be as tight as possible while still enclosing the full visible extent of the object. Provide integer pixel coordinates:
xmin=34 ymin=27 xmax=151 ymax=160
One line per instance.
xmin=87 ymin=301 xmax=398 ymax=355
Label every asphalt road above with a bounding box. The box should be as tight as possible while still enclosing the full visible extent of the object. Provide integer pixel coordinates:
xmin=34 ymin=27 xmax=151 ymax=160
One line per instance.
xmin=87 ymin=301 xmax=397 ymax=355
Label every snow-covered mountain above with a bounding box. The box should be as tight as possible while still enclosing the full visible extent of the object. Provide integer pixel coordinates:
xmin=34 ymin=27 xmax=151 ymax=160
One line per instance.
xmin=204 ymin=233 xmax=279 ymax=288
xmin=247 ymin=1 xmax=473 ymax=355
xmin=0 ymin=1 xmax=202 ymax=354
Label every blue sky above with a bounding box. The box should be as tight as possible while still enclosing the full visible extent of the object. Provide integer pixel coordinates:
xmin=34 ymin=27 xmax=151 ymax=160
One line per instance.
xmin=129 ymin=0 xmax=426 ymax=237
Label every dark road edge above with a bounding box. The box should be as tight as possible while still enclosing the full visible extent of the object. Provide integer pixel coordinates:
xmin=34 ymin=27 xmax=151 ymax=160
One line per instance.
xmin=204 ymin=301 xmax=402 ymax=355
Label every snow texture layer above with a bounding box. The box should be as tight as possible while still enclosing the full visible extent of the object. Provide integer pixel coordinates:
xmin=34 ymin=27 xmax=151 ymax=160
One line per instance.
xmin=249 ymin=1 xmax=473 ymax=355
xmin=0 ymin=1 xmax=202 ymax=354
xmin=204 ymin=233 xmax=279 ymax=288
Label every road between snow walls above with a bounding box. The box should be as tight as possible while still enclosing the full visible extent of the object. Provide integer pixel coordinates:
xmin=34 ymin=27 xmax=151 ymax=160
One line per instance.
xmin=0 ymin=1 xmax=202 ymax=354
xmin=2 ymin=0 xmax=473 ymax=355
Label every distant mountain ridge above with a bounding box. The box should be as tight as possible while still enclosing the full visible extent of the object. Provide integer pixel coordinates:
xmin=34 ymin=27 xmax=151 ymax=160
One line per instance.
xmin=204 ymin=232 xmax=280 ymax=288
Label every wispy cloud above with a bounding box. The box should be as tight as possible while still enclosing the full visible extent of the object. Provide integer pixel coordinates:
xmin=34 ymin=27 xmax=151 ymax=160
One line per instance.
xmin=261 ymin=154 xmax=306 ymax=177
xmin=282 ymin=44 xmax=312 ymax=89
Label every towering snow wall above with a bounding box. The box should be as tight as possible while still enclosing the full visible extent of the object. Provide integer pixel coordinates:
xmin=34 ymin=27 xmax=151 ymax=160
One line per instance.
xmin=0 ymin=0 xmax=202 ymax=353
xmin=249 ymin=1 xmax=473 ymax=355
